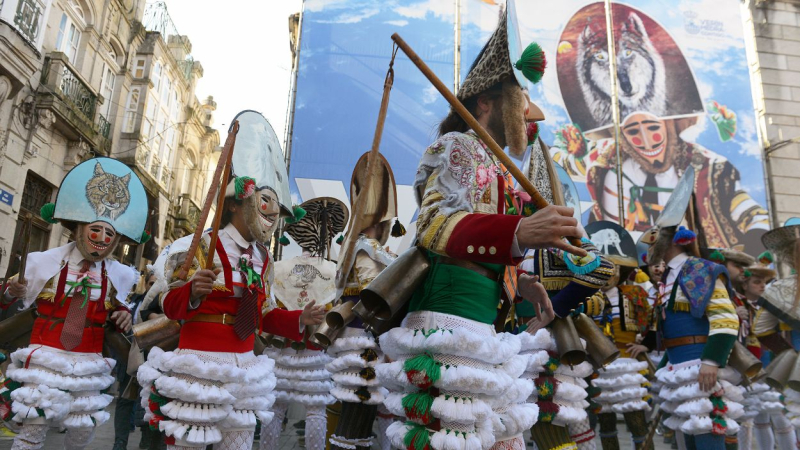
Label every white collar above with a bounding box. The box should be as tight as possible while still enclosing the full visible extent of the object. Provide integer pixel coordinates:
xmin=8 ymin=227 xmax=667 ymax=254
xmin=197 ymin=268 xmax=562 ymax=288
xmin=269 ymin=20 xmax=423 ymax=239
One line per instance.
xmin=222 ymin=223 xmax=256 ymax=250
xmin=667 ymin=252 xmax=689 ymax=271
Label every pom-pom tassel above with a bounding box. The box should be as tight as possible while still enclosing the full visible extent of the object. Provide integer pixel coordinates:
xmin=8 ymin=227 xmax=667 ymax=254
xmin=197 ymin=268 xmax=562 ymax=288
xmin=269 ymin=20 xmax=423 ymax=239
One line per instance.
xmin=635 ymin=269 xmax=650 ymax=284
xmin=402 ymin=391 xmax=435 ymax=425
xmin=404 ymin=352 xmax=442 ymax=389
xmin=279 ymin=235 xmax=290 ymax=246
xmin=527 ymin=122 xmax=540 ymax=146
xmin=234 ymin=176 xmax=256 ymax=200
xmin=40 ymin=203 xmax=58 ymax=224
xmin=140 ymin=231 xmax=152 ymax=244
xmin=709 ymin=249 xmax=725 ymax=263
xmin=515 ymin=42 xmax=547 ymax=84
xmin=336 ymin=235 xmax=344 ymax=245
xmin=404 ymin=422 xmax=432 ymax=450
xmin=759 ymin=251 xmax=774 ymax=265
xmin=673 ymin=226 xmax=696 ymax=246
xmin=391 ymin=219 xmax=406 ymax=238
xmin=285 ymin=205 xmax=307 ymax=224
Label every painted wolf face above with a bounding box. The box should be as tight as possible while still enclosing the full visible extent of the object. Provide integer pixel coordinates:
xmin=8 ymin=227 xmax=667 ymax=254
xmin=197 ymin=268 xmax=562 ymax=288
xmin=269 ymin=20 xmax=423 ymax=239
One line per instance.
xmin=85 ymin=162 xmax=131 ymax=220
xmin=577 ymin=12 xmax=666 ymax=126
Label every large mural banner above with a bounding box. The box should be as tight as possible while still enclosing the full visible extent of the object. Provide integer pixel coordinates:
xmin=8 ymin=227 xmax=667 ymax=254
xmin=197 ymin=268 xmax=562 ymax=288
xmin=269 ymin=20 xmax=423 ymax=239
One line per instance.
xmin=287 ymin=0 xmax=770 ymax=257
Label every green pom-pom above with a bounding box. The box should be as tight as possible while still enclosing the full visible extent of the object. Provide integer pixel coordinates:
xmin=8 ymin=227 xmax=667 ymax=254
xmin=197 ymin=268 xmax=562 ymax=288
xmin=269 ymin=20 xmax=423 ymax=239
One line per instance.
xmin=279 ymin=235 xmax=290 ymax=246
xmin=140 ymin=231 xmax=151 ymax=244
xmin=391 ymin=220 xmax=406 ymax=238
xmin=284 ymin=205 xmax=307 ymax=224
xmin=402 ymin=391 xmax=435 ymax=424
xmin=744 ymin=269 xmax=752 ymax=278
xmin=40 ymin=203 xmax=58 ymax=224
xmin=336 ymin=235 xmax=344 ymax=245
xmin=515 ymin=42 xmax=547 ymax=84
xmin=403 ymin=422 xmax=432 ymax=450
xmin=403 ymin=352 xmax=442 ymax=389
xmin=234 ymin=176 xmax=256 ymax=200
xmin=709 ymin=249 xmax=725 ymax=263
xmin=758 ymin=251 xmax=774 ymax=264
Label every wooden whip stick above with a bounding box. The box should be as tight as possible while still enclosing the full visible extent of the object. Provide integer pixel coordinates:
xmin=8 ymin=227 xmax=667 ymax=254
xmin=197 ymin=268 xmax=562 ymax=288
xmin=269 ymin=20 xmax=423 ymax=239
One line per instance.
xmin=391 ymin=33 xmax=581 ymax=247
xmin=177 ymin=121 xmax=240 ymax=280
xmin=641 ymin=409 xmax=663 ymax=450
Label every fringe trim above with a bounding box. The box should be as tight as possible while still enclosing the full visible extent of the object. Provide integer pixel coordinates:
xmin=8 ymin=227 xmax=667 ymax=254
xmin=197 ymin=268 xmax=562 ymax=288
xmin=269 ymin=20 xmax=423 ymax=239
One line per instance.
xmin=380 ymin=327 xmax=521 ymax=365
xmin=377 ymin=360 xmax=514 ymax=397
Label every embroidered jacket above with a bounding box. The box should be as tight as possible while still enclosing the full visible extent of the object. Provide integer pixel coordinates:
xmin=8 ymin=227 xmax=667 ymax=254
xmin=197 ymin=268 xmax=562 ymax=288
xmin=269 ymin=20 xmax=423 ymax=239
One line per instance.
xmin=342 ymin=235 xmax=396 ymax=298
xmin=415 ymin=131 xmax=523 ymax=266
xmin=657 ymin=254 xmax=739 ymax=366
xmin=590 ymin=284 xmax=652 ymax=354
xmin=752 ymin=278 xmax=798 ymax=354
xmin=160 ymin=227 xmax=303 ymax=353
xmin=1 ymin=243 xmax=138 ymax=353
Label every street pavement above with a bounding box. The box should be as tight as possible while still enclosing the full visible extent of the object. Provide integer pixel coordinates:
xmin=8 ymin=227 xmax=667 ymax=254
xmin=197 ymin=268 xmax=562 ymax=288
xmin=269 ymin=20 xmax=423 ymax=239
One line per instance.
xmin=0 ymin=401 xmax=671 ymax=450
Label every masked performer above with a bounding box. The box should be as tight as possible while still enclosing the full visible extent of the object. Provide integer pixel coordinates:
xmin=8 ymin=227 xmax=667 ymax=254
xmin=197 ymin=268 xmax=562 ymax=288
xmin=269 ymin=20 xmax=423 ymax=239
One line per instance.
xmin=327 ymin=152 xmax=400 ymax=450
xmin=376 ymin=7 xmax=591 ymax=446
xmin=259 ymin=197 xmax=347 ymax=450
xmin=751 ymin=225 xmax=800 ymax=449
xmin=136 ymin=112 xmax=326 ymax=450
xmin=513 ymin=136 xmax=614 ymax=450
xmin=0 ymin=158 xmax=148 ymax=450
xmin=644 ymin=220 xmax=744 ymax=450
xmin=583 ymin=223 xmax=652 ymax=450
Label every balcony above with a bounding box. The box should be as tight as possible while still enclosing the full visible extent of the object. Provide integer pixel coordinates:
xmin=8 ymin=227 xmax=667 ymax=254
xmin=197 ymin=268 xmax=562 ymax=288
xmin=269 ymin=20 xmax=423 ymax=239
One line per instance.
xmin=37 ymin=54 xmax=113 ymax=155
xmin=173 ymin=193 xmax=200 ymax=236
xmin=134 ymin=145 xmax=172 ymax=193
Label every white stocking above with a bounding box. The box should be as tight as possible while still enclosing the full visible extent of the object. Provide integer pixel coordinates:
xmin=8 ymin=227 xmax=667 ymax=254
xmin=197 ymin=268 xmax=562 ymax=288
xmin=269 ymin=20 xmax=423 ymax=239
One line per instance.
xmin=10 ymin=424 xmax=48 ymax=450
xmin=215 ymin=430 xmax=255 ymax=450
xmin=772 ymin=413 xmax=795 ymax=450
xmin=737 ymin=420 xmax=752 ymax=450
xmin=306 ymin=405 xmax=327 ymax=450
xmin=64 ymin=427 xmax=96 ymax=450
xmin=377 ymin=405 xmax=393 ymax=450
xmin=755 ymin=412 xmax=775 ymax=450
xmin=568 ymin=417 xmax=596 ymax=450
xmin=259 ymin=402 xmax=289 ymax=450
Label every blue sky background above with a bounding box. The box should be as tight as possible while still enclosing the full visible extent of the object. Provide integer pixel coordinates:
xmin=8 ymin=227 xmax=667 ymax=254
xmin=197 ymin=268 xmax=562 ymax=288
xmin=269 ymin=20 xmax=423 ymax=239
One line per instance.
xmin=288 ymin=0 xmax=767 ymax=246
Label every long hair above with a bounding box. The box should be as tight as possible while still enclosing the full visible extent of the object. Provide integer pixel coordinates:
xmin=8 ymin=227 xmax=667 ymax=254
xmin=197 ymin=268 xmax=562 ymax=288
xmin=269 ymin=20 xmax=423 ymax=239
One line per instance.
xmin=438 ymin=84 xmax=503 ymax=137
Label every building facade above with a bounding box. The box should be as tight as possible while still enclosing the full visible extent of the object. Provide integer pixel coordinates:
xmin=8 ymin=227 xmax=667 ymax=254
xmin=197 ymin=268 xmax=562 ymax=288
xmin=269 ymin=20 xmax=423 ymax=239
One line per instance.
xmin=0 ymin=0 xmax=219 ymax=277
xmin=744 ymin=0 xmax=800 ymax=227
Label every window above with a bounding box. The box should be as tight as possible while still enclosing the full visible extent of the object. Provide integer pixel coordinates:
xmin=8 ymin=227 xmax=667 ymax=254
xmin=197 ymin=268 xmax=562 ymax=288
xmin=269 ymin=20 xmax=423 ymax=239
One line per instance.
xmin=151 ymin=61 xmax=161 ymax=91
xmin=9 ymin=173 xmax=55 ymax=274
xmin=55 ymin=12 xmax=83 ymax=62
xmin=133 ymin=57 xmax=146 ymax=78
xmin=123 ymin=88 xmax=140 ymax=133
xmin=161 ymin=75 xmax=171 ymax=104
xmin=100 ymin=66 xmax=116 ymax=118
xmin=14 ymin=0 xmax=44 ymax=43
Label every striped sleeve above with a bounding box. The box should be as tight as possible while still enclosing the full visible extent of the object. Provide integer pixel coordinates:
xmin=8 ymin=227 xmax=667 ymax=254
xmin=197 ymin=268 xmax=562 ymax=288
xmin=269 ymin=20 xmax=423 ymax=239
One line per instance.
xmin=702 ymin=277 xmax=739 ymax=367
xmin=730 ymin=183 xmax=769 ymax=234
xmin=705 ymin=278 xmax=739 ymax=337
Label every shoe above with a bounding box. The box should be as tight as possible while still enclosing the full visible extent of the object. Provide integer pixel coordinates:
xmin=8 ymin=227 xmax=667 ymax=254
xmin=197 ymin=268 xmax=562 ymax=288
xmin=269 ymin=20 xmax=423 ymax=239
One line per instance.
xmin=0 ymin=427 xmax=17 ymax=440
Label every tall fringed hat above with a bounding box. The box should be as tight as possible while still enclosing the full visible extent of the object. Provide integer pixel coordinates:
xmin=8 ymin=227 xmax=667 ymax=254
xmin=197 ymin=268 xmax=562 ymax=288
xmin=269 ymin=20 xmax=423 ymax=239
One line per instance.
xmin=343 ymin=152 xmax=399 ymax=247
xmin=762 ymin=224 xmax=800 ymax=270
xmin=43 ymin=157 xmax=148 ymax=243
xmin=284 ymin=197 xmax=349 ymax=257
xmin=585 ymin=221 xmax=639 ymax=267
xmin=223 ymin=110 xmax=293 ymax=217
xmin=458 ymin=0 xmax=546 ymax=101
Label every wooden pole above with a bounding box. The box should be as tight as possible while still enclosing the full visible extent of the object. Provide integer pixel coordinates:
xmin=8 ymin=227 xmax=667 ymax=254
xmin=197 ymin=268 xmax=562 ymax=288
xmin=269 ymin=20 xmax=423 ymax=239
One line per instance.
xmin=391 ymin=33 xmax=581 ymax=247
xmin=177 ymin=121 xmax=240 ymax=280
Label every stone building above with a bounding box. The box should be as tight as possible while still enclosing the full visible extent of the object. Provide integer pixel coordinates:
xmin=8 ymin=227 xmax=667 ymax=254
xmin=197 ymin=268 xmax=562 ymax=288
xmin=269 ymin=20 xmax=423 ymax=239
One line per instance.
xmin=743 ymin=0 xmax=800 ymax=226
xmin=0 ymin=0 xmax=219 ymax=276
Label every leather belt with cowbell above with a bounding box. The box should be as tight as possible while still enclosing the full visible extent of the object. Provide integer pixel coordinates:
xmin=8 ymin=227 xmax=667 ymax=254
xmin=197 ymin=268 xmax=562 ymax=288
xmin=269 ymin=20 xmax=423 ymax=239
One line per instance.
xmin=186 ymin=313 xmax=237 ymax=325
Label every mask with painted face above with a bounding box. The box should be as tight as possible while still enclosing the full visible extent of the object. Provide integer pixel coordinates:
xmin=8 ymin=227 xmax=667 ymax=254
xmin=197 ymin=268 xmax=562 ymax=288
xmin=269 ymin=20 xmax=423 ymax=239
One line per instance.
xmin=620 ymin=112 xmax=678 ymax=174
xmin=243 ymin=188 xmax=281 ymax=243
xmin=75 ymin=221 xmax=120 ymax=262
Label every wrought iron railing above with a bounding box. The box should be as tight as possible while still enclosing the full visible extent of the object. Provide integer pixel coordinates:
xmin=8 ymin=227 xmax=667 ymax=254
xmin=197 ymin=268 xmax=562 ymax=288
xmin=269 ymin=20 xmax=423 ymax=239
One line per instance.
xmin=14 ymin=0 xmax=42 ymax=43
xmin=58 ymin=64 xmax=96 ymax=120
xmin=98 ymin=115 xmax=111 ymax=139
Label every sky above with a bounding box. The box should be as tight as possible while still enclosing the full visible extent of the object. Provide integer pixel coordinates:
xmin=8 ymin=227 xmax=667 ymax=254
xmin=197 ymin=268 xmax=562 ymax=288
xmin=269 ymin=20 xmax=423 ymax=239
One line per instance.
xmin=161 ymin=0 xmax=302 ymax=144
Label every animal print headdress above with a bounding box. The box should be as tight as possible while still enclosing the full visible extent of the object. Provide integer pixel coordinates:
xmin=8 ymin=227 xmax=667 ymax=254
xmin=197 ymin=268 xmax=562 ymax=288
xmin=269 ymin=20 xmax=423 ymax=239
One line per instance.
xmin=284 ymin=197 xmax=349 ymax=257
xmin=42 ymin=157 xmax=148 ymax=243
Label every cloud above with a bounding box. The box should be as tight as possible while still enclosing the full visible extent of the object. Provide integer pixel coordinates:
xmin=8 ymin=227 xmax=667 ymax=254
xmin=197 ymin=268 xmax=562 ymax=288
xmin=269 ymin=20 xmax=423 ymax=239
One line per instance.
xmin=317 ymin=8 xmax=379 ymax=24
xmin=394 ymin=0 xmax=453 ymax=21
xmin=422 ymin=85 xmax=438 ymax=105
xmin=735 ymin=112 xmax=762 ymax=158
xmin=385 ymin=19 xmax=409 ymax=27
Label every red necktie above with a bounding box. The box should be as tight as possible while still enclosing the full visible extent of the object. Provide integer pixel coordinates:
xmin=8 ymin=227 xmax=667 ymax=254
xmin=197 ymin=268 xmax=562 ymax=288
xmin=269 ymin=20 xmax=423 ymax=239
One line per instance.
xmin=234 ymin=245 xmax=259 ymax=340
xmin=61 ymin=260 xmax=92 ymax=350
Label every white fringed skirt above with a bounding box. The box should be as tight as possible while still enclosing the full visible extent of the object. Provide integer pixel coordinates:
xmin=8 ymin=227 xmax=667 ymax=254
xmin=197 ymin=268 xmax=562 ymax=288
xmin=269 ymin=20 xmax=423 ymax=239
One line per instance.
xmin=265 ymin=347 xmax=335 ymax=406
xmin=137 ymin=346 xmax=276 ymax=447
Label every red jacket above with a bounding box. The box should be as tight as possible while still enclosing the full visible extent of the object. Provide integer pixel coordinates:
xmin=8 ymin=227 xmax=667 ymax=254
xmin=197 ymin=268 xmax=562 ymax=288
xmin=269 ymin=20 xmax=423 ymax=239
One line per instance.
xmin=163 ymin=240 xmax=303 ymax=353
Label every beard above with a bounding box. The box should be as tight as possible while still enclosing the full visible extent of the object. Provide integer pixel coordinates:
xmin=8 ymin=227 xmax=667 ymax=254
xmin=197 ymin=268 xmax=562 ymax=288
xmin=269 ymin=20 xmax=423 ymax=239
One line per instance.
xmin=242 ymin=194 xmax=276 ymax=243
xmin=647 ymin=228 xmax=675 ymax=268
xmin=620 ymin=119 xmax=681 ymax=174
xmin=501 ymin=81 xmax=527 ymax=157
xmin=75 ymin=225 xmax=119 ymax=262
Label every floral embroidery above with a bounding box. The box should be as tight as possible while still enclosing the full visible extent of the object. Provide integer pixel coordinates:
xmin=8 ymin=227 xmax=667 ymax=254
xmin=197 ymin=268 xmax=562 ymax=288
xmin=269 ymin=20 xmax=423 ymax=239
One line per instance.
xmin=475 ymin=165 xmax=493 ymax=190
